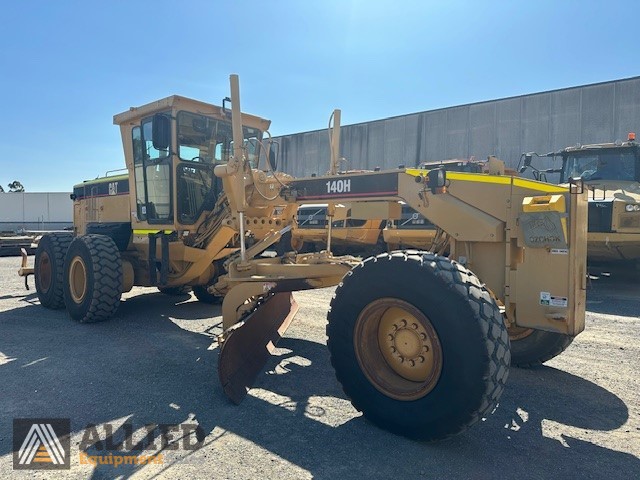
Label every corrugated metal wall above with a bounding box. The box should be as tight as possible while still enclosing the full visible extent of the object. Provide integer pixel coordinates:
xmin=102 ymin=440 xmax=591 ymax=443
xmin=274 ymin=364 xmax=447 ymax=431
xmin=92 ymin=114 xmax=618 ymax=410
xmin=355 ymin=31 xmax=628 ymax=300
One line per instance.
xmin=0 ymin=193 xmax=72 ymax=231
xmin=275 ymin=77 xmax=640 ymax=179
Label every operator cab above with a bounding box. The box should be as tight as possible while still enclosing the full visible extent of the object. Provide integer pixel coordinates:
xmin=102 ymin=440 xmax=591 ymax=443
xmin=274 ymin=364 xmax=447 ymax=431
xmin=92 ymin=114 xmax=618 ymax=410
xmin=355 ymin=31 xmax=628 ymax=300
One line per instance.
xmin=559 ymin=141 xmax=640 ymax=187
xmin=114 ymin=95 xmax=271 ymax=229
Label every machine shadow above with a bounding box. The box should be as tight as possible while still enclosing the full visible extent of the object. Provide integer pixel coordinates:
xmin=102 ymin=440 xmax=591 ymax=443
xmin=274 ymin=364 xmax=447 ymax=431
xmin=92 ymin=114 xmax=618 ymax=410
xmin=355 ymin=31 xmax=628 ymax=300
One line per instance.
xmin=205 ymin=345 xmax=638 ymax=480
xmin=0 ymin=291 xmax=637 ymax=479
xmin=0 ymin=290 xmax=223 ymax=477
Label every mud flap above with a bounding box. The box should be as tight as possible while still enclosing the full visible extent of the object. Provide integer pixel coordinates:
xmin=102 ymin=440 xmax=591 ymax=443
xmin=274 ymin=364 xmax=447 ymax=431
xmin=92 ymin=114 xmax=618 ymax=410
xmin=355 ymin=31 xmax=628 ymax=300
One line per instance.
xmin=218 ymin=292 xmax=299 ymax=404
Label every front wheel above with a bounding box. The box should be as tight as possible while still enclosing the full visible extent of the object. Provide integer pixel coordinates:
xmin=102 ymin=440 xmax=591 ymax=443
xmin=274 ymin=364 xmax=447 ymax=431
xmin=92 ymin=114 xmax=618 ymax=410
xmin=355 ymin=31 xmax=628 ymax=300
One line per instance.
xmin=508 ymin=327 xmax=574 ymax=367
xmin=63 ymin=235 xmax=122 ymax=323
xmin=327 ymin=251 xmax=510 ymax=441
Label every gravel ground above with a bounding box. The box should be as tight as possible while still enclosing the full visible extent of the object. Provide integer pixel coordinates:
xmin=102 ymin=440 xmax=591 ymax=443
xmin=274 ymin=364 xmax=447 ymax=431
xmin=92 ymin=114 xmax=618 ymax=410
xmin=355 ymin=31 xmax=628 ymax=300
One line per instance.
xmin=0 ymin=256 xmax=638 ymax=479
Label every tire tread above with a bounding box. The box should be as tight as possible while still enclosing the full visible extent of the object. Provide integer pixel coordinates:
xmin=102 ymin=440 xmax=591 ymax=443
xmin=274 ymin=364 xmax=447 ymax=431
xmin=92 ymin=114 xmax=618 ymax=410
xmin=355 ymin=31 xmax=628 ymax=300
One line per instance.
xmin=327 ymin=250 xmax=510 ymax=441
xmin=65 ymin=234 xmax=122 ymax=323
xmin=35 ymin=233 xmax=72 ymax=309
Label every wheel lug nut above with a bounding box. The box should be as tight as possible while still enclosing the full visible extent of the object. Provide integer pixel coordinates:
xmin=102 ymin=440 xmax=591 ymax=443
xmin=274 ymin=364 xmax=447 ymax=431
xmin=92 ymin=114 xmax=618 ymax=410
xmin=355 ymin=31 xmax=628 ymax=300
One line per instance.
xmin=387 ymin=334 xmax=394 ymax=341
xmin=409 ymin=359 xmax=415 ymax=367
xmin=418 ymin=356 xmax=425 ymax=363
xmin=420 ymin=333 xmax=427 ymax=340
xmin=400 ymin=319 xmax=407 ymax=327
xmin=423 ymin=345 xmax=430 ymax=352
xmin=412 ymin=323 xmax=418 ymax=329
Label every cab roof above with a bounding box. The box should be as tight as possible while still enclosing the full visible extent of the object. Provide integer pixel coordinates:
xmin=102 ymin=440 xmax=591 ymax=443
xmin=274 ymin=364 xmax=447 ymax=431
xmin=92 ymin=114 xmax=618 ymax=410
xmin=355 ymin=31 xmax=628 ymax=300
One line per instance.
xmin=113 ymin=95 xmax=271 ymax=132
xmin=562 ymin=140 xmax=638 ymax=154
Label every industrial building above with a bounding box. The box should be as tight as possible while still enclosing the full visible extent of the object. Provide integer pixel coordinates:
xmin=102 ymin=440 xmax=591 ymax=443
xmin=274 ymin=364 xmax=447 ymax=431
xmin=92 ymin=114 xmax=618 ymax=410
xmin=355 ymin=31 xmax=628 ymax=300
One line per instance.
xmin=275 ymin=76 xmax=640 ymax=179
xmin=0 ymin=192 xmax=72 ymax=232
xmin=2 ymin=77 xmax=638 ymax=235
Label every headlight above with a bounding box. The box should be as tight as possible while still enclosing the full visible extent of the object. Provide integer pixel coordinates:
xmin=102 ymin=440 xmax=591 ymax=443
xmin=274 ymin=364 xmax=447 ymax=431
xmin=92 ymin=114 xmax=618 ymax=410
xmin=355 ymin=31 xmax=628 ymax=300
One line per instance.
xmin=625 ymin=204 xmax=640 ymax=212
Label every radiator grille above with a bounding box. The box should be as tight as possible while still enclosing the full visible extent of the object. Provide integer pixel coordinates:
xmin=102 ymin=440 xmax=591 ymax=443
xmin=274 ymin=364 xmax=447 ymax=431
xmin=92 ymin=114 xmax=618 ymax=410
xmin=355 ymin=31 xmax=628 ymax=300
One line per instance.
xmin=588 ymin=201 xmax=613 ymax=233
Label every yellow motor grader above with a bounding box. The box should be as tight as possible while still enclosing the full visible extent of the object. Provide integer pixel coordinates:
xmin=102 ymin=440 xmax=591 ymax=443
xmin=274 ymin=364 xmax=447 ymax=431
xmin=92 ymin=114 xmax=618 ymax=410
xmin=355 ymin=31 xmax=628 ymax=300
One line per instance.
xmin=289 ymin=203 xmax=387 ymax=255
xmin=20 ymin=75 xmax=588 ymax=441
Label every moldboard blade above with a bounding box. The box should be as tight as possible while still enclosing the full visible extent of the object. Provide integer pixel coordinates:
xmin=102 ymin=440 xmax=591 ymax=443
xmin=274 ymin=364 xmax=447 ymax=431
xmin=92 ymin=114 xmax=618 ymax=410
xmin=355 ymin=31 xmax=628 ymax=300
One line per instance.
xmin=218 ymin=292 xmax=299 ymax=404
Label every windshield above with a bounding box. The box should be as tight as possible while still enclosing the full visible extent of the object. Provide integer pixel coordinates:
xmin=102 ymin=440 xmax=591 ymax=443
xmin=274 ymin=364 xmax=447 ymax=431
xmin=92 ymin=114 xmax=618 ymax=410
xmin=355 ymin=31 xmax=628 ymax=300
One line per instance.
xmin=174 ymin=112 xmax=261 ymax=224
xmin=297 ymin=206 xmax=327 ymax=227
xmin=177 ymin=111 xmax=262 ymax=167
xmin=561 ymin=149 xmax=638 ymax=183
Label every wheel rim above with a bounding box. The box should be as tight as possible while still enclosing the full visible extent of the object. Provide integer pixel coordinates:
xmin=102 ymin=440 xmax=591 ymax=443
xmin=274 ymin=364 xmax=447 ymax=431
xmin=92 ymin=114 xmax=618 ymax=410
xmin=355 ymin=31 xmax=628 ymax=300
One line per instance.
xmin=69 ymin=256 xmax=88 ymax=303
xmin=39 ymin=251 xmax=52 ymax=292
xmin=508 ymin=326 xmax=534 ymax=341
xmin=354 ymin=298 xmax=443 ymax=401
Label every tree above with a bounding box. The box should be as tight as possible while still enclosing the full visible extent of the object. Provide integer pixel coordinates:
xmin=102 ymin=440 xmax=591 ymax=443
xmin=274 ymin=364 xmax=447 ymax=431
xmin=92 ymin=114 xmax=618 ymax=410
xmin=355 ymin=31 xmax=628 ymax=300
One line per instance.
xmin=0 ymin=185 xmax=4 ymax=193
xmin=7 ymin=181 xmax=24 ymax=192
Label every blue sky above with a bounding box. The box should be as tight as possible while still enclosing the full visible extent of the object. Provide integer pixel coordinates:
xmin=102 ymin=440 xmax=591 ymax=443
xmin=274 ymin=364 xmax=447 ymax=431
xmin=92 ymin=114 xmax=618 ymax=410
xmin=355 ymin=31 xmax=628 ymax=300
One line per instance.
xmin=0 ymin=0 xmax=637 ymax=191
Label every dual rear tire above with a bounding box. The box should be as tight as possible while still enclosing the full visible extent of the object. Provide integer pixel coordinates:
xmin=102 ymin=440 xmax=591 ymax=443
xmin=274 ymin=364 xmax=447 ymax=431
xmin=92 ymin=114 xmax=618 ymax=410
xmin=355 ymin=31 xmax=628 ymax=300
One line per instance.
xmin=35 ymin=233 xmax=73 ymax=309
xmin=36 ymin=233 xmax=221 ymax=316
xmin=35 ymin=233 xmax=122 ymax=323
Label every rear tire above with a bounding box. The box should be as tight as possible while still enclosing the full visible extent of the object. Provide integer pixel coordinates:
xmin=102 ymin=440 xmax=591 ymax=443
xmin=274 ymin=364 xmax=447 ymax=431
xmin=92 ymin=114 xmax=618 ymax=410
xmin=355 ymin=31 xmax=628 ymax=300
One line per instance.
xmin=327 ymin=251 xmax=510 ymax=441
xmin=63 ymin=234 xmax=122 ymax=323
xmin=508 ymin=327 xmax=574 ymax=367
xmin=35 ymin=233 xmax=72 ymax=309
xmin=158 ymin=286 xmax=191 ymax=295
xmin=193 ymin=285 xmax=223 ymax=304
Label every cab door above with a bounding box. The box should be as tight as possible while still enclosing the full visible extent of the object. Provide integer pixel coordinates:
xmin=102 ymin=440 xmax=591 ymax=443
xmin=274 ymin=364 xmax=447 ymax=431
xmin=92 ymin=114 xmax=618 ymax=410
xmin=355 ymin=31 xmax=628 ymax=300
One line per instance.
xmin=131 ymin=115 xmax=173 ymax=225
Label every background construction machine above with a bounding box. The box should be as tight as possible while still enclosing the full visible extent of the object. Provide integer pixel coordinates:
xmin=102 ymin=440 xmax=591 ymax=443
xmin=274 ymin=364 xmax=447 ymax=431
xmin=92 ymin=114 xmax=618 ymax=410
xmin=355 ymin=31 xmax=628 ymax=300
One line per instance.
xmin=289 ymin=203 xmax=385 ymax=255
xmin=21 ymin=75 xmax=588 ymax=441
xmin=289 ymin=159 xmax=488 ymax=255
xmin=289 ymin=202 xmax=436 ymax=255
xmin=520 ymin=135 xmax=640 ymax=266
xmin=382 ymin=202 xmax=438 ymax=251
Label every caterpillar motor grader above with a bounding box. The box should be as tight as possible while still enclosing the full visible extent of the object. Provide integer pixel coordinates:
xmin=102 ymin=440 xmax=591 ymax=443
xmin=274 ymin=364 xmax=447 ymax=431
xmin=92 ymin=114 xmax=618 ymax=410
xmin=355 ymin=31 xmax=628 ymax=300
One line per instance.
xmin=19 ymin=75 xmax=588 ymax=441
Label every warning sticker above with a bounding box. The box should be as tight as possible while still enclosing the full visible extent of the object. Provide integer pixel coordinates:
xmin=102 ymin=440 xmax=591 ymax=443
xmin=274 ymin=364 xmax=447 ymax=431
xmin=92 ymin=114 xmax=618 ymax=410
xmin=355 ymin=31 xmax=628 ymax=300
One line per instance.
xmin=540 ymin=292 xmax=568 ymax=307
xmin=550 ymin=248 xmax=568 ymax=255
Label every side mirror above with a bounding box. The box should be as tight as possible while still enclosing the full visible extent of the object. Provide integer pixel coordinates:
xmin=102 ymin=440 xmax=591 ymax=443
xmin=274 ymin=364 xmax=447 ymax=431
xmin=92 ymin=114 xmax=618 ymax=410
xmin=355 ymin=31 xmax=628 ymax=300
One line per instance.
xmin=268 ymin=149 xmax=277 ymax=171
xmin=222 ymin=97 xmax=231 ymax=117
xmin=268 ymin=140 xmax=280 ymax=171
xmin=152 ymin=114 xmax=170 ymax=151
xmin=427 ymin=168 xmax=447 ymax=194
